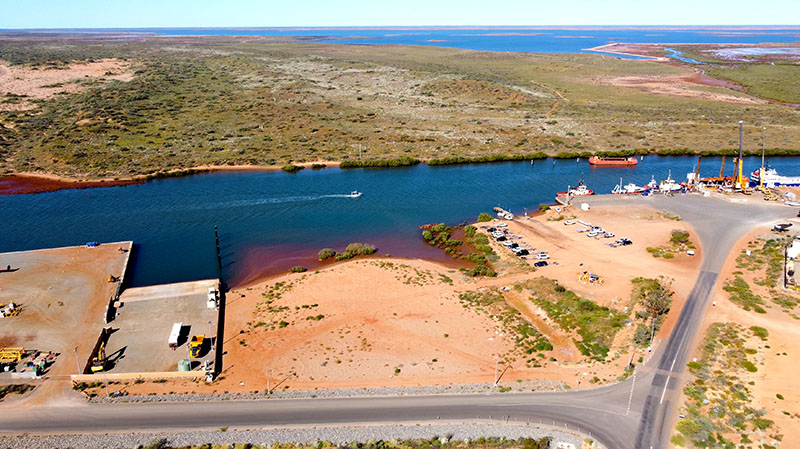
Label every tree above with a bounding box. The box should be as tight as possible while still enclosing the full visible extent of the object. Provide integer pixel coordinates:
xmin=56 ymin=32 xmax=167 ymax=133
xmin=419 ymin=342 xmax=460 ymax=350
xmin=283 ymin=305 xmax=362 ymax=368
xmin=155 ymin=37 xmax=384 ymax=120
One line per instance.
xmin=634 ymin=324 xmax=650 ymax=346
xmin=477 ymin=213 xmax=493 ymax=222
xmin=641 ymin=278 xmax=672 ymax=319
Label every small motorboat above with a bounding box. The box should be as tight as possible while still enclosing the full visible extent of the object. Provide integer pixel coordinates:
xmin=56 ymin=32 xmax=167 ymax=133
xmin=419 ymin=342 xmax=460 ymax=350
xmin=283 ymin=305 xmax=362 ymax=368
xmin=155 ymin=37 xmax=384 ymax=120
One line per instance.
xmin=348 ymin=190 xmax=362 ymax=198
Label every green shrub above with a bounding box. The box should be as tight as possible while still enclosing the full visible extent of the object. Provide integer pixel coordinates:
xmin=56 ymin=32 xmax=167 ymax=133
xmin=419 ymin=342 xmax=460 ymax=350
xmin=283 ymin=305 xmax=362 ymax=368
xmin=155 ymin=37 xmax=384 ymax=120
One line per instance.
xmin=741 ymin=360 xmax=758 ymax=372
xmin=431 ymin=223 xmax=449 ymax=233
xmin=422 ymin=230 xmax=433 ymax=241
xmin=464 ymin=225 xmax=477 ymax=237
xmin=427 ymin=152 xmax=547 ymax=165
xmin=345 ymin=242 xmax=377 ymax=255
xmin=339 ymin=156 xmax=420 ymax=169
xmin=281 ymin=164 xmax=303 ymax=173
xmin=634 ymin=324 xmax=651 ymax=346
xmin=289 ymin=266 xmax=307 ymax=273
xmin=318 ymin=248 xmax=336 ymax=261
xmin=670 ymin=230 xmax=691 ymax=245
xmin=477 ymin=213 xmax=493 ymax=222
xmin=539 ymin=204 xmax=550 ymax=212
xmin=750 ymin=325 xmax=769 ymax=340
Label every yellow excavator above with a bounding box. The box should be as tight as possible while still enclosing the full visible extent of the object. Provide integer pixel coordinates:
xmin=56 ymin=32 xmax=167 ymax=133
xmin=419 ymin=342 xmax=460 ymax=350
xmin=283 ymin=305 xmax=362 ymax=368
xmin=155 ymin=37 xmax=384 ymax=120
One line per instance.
xmin=90 ymin=342 xmax=107 ymax=373
xmin=190 ymin=335 xmax=205 ymax=358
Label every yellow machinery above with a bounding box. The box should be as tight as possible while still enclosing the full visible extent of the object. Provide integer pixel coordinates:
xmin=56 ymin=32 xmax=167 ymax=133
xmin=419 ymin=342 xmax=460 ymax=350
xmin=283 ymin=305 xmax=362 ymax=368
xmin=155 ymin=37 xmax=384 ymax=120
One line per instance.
xmin=190 ymin=335 xmax=205 ymax=358
xmin=90 ymin=341 xmax=107 ymax=373
xmin=0 ymin=347 xmax=24 ymax=363
xmin=0 ymin=302 xmax=20 ymax=318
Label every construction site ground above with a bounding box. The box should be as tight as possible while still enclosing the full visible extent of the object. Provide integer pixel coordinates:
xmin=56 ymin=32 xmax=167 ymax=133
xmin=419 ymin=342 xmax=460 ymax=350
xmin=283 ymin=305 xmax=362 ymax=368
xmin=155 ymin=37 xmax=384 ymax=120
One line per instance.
xmin=0 ymin=242 xmax=131 ymax=405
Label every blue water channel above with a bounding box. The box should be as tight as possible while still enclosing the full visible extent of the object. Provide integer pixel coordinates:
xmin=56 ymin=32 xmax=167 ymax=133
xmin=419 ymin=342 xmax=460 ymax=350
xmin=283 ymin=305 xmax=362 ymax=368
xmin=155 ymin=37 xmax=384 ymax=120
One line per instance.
xmin=26 ymin=27 xmax=800 ymax=59
xmin=3 ymin=156 xmax=799 ymax=287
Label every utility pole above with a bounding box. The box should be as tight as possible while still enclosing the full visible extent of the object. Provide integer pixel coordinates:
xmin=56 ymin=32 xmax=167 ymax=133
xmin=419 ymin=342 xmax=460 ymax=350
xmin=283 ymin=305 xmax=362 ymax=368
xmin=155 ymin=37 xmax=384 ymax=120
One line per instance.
xmin=103 ymin=370 xmax=110 ymax=398
xmin=266 ymin=366 xmax=271 ymax=394
xmin=494 ymin=356 xmax=499 ymax=386
xmin=74 ymin=347 xmax=81 ymax=374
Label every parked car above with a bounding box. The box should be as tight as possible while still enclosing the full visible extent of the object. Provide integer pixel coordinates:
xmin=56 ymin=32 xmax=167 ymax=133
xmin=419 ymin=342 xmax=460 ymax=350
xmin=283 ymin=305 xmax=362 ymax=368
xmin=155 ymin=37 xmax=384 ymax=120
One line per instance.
xmin=534 ymin=261 xmax=549 ymax=267
xmin=620 ymin=238 xmax=633 ymax=246
xmin=564 ymin=220 xmax=576 ymax=226
xmin=587 ymin=231 xmax=599 ymax=237
xmin=536 ymin=253 xmax=550 ymax=260
xmin=603 ymin=232 xmax=615 ymax=238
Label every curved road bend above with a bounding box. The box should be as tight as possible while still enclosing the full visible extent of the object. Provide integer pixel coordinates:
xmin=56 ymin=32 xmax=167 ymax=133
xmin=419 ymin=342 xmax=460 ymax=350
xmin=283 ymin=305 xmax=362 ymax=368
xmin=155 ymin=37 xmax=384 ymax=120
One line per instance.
xmin=0 ymin=195 xmax=793 ymax=449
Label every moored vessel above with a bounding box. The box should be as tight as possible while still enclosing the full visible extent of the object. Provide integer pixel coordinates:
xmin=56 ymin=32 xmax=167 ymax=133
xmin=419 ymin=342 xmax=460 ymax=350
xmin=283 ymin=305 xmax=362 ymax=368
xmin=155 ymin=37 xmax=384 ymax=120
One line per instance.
xmin=557 ymin=179 xmax=594 ymax=197
xmin=750 ymin=168 xmax=800 ymax=188
xmin=588 ymin=156 xmax=638 ymax=166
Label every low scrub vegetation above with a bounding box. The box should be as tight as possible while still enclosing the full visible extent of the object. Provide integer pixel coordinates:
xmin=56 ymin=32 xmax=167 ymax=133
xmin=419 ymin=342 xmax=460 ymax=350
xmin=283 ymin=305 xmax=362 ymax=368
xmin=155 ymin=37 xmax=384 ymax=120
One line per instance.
xmin=420 ymin=222 xmax=496 ymax=277
xmin=459 ymin=289 xmax=552 ymax=367
xmin=2 ymin=36 xmax=800 ymax=178
xmin=723 ymin=276 xmax=767 ymax=313
xmin=646 ymin=229 xmax=694 ymax=259
xmin=673 ymin=323 xmax=780 ymax=448
xmin=0 ymin=383 xmax=35 ymax=401
xmin=528 ymin=277 xmax=626 ymax=361
xmin=132 ymin=436 xmax=553 ymax=449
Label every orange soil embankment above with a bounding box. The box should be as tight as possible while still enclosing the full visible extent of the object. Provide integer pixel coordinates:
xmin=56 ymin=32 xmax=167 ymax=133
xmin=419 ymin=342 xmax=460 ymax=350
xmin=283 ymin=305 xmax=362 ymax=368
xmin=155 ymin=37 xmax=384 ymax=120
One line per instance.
xmin=110 ymin=202 xmax=703 ymax=397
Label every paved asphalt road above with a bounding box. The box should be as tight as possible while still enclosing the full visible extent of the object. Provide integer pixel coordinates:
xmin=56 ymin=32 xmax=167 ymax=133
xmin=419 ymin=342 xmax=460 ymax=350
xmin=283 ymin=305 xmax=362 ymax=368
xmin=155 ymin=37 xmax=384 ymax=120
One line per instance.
xmin=0 ymin=194 xmax=794 ymax=449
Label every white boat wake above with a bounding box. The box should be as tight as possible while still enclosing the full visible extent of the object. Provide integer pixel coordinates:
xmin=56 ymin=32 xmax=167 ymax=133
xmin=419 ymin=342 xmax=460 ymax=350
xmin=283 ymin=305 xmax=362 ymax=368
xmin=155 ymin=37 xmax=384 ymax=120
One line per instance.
xmin=190 ymin=194 xmax=359 ymax=210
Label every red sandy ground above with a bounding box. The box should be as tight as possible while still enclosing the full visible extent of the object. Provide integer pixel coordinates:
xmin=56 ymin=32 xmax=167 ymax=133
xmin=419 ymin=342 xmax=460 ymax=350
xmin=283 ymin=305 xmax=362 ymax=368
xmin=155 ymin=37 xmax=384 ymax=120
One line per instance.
xmin=109 ymin=203 xmax=701 ymax=397
xmin=670 ymin=226 xmax=800 ymax=448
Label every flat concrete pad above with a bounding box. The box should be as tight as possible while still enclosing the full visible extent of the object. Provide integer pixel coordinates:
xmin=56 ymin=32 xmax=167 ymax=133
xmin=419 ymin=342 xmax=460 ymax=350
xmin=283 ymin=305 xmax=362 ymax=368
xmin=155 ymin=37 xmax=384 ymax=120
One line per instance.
xmin=107 ymin=280 xmax=218 ymax=373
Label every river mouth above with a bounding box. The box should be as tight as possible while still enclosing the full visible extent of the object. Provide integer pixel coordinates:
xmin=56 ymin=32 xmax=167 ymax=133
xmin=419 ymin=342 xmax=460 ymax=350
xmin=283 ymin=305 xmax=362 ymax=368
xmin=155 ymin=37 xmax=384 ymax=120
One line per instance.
xmin=2 ymin=156 xmax=799 ymax=288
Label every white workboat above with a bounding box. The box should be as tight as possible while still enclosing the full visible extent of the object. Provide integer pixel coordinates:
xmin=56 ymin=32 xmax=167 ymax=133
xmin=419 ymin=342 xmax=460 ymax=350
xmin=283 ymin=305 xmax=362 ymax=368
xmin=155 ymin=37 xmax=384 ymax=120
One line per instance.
xmin=659 ymin=170 xmax=682 ymax=193
xmin=348 ymin=191 xmax=362 ymax=198
xmin=751 ymin=168 xmax=800 ymax=188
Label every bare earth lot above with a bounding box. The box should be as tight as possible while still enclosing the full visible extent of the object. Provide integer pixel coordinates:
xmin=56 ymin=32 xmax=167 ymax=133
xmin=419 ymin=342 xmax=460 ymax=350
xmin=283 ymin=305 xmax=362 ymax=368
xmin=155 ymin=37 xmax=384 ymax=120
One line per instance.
xmin=0 ymin=58 xmax=133 ymax=111
xmin=113 ymin=202 xmax=702 ymax=397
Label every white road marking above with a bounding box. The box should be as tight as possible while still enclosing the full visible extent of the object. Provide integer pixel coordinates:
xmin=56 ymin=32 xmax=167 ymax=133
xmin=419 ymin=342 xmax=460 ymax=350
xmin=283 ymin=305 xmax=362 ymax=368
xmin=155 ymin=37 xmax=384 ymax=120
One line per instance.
xmin=626 ymin=368 xmax=637 ymax=416
xmin=659 ymin=377 xmax=669 ymax=405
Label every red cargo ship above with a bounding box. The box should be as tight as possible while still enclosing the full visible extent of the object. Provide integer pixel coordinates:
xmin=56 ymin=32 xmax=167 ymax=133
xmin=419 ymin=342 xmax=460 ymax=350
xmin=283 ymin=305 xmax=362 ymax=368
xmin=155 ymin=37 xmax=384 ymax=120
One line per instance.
xmin=588 ymin=156 xmax=638 ymax=166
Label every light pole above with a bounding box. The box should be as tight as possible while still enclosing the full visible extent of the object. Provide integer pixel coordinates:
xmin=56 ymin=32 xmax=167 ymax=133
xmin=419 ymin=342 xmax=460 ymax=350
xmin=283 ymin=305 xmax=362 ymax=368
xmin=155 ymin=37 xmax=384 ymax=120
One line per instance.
xmin=266 ymin=366 xmax=271 ymax=394
xmin=494 ymin=356 xmax=499 ymax=386
xmin=208 ymin=320 xmax=213 ymax=351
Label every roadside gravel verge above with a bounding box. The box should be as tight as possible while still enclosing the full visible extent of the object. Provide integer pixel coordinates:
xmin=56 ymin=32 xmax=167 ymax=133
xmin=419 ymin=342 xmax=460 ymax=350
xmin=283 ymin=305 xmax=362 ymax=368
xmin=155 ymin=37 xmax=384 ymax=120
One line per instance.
xmin=0 ymin=421 xmax=588 ymax=449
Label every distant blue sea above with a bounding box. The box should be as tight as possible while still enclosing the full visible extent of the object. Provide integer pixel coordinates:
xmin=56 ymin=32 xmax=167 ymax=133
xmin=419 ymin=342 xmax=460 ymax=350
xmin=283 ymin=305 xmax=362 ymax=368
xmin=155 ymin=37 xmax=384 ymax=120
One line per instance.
xmin=29 ymin=27 xmax=800 ymax=59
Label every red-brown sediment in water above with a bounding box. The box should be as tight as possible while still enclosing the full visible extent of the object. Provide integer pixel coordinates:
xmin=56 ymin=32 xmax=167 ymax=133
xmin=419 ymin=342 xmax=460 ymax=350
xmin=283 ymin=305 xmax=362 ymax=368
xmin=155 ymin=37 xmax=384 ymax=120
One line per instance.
xmin=0 ymin=174 xmax=143 ymax=195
